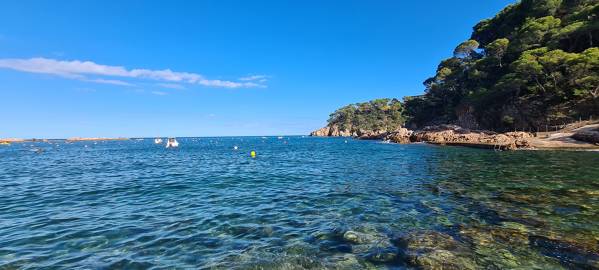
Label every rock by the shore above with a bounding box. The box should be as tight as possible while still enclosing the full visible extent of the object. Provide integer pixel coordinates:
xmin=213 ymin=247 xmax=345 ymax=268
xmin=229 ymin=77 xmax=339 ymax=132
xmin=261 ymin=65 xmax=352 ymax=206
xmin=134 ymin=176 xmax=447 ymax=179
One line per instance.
xmin=356 ymin=130 xmax=388 ymax=140
xmin=310 ymin=125 xmax=354 ymax=137
xmin=411 ymin=125 xmax=532 ymax=150
xmin=384 ymin=128 xmax=413 ymax=144
xmin=310 ymin=126 xmax=332 ymax=137
xmin=572 ymin=128 xmax=599 ymax=144
xmin=309 ymin=123 xmax=599 ymax=150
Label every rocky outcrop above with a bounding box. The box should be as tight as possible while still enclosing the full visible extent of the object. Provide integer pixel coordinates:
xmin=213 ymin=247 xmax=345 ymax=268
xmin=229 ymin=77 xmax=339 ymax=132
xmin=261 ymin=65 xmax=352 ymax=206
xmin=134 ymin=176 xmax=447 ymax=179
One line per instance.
xmin=572 ymin=128 xmax=599 ymax=144
xmin=311 ymin=124 xmax=536 ymax=150
xmin=357 ymin=130 xmax=388 ymax=140
xmin=384 ymin=128 xmax=413 ymax=144
xmin=310 ymin=125 xmax=354 ymax=137
xmin=311 ymin=124 xmax=414 ymax=144
xmin=411 ymin=125 xmax=532 ymax=150
xmin=310 ymin=126 xmax=332 ymax=137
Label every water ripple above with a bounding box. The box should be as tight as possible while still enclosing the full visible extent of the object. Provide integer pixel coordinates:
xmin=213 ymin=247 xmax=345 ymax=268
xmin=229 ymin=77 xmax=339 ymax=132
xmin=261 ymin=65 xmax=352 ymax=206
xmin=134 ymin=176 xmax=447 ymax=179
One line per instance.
xmin=1 ymin=137 xmax=598 ymax=269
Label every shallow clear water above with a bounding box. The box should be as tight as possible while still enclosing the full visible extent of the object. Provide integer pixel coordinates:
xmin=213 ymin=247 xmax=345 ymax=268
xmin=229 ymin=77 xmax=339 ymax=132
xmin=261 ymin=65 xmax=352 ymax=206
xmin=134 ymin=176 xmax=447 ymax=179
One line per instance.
xmin=1 ymin=137 xmax=598 ymax=269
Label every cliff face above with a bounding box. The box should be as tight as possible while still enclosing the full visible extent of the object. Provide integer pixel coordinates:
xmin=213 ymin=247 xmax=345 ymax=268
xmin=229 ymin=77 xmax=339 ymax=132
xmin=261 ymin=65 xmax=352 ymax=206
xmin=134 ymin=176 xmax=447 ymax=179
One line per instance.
xmin=310 ymin=124 xmax=413 ymax=144
xmin=309 ymin=123 xmax=394 ymax=138
xmin=310 ymin=124 xmax=355 ymax=137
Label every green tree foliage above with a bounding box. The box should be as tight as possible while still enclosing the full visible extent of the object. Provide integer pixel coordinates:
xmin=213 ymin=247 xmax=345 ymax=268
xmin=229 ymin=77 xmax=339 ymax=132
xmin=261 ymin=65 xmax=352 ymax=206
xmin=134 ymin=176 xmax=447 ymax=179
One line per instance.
xmin=454 ymin=40 xmax=480 ymax=59
xmin=327 ymin=99 xmax=405 ymax=133
xmin=404 ymin=0 xmax=599 ymax=130
xmin=325 ymin=0 xmax=598 ymax=132
xmin=486 ymin=38 xmax=510 ymax=67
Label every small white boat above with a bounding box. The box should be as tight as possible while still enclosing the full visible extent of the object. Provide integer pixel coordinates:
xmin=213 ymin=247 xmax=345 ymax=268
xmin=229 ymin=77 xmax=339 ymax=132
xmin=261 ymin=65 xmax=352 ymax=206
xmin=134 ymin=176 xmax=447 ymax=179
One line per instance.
xmin=154 ymin=138 xmax=163 ymax=144
xmin=166 ymin=138 xmax=179 ymax=148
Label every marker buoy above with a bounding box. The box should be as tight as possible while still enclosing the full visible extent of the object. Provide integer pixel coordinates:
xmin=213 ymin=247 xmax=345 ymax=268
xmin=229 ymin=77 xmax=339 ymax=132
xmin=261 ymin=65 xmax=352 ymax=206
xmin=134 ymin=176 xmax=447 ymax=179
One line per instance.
xmin=250 ymin=151 xmax=256 ymax=158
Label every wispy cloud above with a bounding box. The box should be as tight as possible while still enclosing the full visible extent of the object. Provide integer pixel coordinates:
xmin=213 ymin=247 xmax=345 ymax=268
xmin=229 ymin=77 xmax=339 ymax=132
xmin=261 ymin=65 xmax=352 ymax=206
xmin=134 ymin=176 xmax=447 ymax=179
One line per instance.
xmin=87 ymin=78 xmax=134 ymax=86
xmin=240 ymin=75 xmax=269 ymax=83
xmin=0 ymin=57 xmax=267 ymax=88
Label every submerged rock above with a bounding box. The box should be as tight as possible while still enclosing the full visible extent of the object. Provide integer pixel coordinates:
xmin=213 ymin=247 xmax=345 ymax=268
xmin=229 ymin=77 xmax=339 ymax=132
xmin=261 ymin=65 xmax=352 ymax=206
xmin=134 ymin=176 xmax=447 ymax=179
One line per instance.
xmin=459 ymin=224 xmax=530 ymax=247
xmin=343 ymin=231 xmax=375 ymax=244
xmin=395 ymin=230 xmax=478 ymax=270
xmin=529 ymin=235 xmax=599 ymax=268
xmin=412 ymin=249 xmax=477 ymax=270
xmin=328 ymin=254 xmax=364 ymax=269
xmin=365 ymin=246 xmax=399 ymax=263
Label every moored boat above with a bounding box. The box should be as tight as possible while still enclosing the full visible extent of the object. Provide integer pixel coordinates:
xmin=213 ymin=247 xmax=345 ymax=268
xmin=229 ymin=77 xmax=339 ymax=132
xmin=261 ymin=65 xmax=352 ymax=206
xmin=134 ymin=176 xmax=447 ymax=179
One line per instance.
xmin=166 ymin=138 xmax=179 ymax=148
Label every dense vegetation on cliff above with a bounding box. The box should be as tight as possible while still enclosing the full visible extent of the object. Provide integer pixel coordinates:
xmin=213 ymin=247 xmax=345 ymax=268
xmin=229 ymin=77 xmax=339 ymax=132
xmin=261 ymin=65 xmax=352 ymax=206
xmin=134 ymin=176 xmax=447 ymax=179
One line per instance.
xmin=319 ymin=0 xmax=599 ymax=133
xmin=326 ymin=99 xmax=405 ymax=133
xmin=406 ymin=0 xmax=599 ymax=130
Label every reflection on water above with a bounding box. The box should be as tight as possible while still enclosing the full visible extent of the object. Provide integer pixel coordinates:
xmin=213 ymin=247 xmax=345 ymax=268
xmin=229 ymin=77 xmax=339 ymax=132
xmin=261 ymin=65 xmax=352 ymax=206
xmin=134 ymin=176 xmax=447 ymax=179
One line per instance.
xmin=0 ymin=137 xmax=598 ymax=269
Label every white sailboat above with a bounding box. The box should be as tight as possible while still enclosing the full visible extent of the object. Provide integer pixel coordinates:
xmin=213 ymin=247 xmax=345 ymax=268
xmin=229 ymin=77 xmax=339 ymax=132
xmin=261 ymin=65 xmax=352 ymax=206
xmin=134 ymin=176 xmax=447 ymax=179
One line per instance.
xmin=154 ymin=138 xmax=163 ymax=144
xmin=166 ymin=138 xmax=179 ymax=148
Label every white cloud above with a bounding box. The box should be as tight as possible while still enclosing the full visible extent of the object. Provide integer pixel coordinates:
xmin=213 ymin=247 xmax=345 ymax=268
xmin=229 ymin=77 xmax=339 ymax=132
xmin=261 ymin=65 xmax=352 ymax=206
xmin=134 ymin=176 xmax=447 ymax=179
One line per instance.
xmin=0 ymin=57 xmax=267 ymax=88
xmin=240 ymin=75 xmax=269 ymax=82
xmin=87 ymin=78 xmax=134 ymax=86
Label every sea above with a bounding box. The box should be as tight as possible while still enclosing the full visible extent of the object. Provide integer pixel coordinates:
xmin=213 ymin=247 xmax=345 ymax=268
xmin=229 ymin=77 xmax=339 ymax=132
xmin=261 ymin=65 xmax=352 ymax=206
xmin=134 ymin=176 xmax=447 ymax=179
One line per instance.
xmin=1 ymin=137 xmax=598 ymax=269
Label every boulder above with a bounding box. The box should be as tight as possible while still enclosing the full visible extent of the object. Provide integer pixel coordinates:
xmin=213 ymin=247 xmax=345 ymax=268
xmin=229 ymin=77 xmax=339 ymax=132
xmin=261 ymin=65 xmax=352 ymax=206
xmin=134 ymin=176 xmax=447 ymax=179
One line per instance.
xmin=385 ymin=128 xmax=413 ymax=144
xmin=572 ymin=129 xmax=599 ymax=144
xmin=357 ymin=130 xmax=388 ymax=140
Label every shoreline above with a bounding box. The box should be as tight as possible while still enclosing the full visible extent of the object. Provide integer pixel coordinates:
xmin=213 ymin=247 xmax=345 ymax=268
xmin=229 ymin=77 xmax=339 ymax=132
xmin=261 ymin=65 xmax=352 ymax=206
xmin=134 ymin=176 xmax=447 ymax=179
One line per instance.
xmin=311 ymin=123 xmax=599 ymax=151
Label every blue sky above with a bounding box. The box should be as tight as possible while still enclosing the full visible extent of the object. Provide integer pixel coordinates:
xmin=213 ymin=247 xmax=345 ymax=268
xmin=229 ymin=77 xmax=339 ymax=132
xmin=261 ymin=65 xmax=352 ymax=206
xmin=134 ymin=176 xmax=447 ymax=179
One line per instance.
xmin=0 ymin=0 xmax=514 ymax=138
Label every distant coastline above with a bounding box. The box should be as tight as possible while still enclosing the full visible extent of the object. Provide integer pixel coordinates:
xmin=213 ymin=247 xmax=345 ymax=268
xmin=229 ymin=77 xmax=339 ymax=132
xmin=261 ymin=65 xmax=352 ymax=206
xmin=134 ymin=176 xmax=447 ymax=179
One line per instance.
xmin=66 ymin=137 xmax=129 ymax=142
xmin=0 ymin=137 xmax=129 ymax=144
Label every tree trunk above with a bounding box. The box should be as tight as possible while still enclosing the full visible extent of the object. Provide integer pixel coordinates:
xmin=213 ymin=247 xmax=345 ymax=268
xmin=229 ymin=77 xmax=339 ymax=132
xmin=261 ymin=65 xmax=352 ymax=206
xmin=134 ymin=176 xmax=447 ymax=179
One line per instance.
xmin=590 ymin=85 xmax=599 ymax=98
xmin=534 ymin=76 xmax=547 ymax=93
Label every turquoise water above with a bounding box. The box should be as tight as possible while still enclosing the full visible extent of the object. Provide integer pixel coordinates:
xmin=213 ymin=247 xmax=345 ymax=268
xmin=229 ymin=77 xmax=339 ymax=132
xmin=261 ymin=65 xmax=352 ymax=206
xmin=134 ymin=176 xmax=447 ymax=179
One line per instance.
xmin=1 ymin=137 xmax=598 ymax=269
